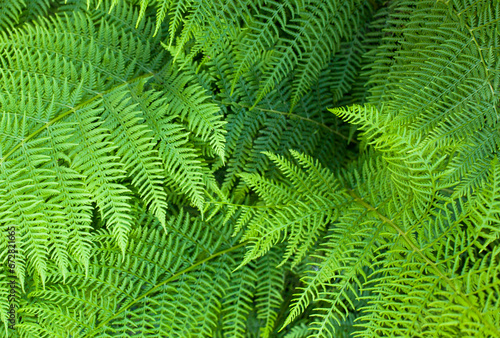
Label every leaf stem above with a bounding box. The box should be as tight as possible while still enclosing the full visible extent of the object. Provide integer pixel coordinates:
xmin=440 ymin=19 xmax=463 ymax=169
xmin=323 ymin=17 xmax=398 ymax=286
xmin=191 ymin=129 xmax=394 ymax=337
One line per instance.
xmin=84 ymin=241 xmax=246 ymax=336
xmin=220 ymin=100 xmax=355 ymax=142
xmin=0 ymin=73 xmax=154 ymax=165
xmin=347 ymin=189 xmax=500 ymax=336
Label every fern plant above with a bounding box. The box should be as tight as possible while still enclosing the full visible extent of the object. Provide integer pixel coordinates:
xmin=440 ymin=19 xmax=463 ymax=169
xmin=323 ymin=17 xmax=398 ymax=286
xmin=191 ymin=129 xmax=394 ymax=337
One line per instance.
xmin=0 ymin=0 xmax=228 ymax=279
xmin=0 ymin=0 xmax=499 ymax=337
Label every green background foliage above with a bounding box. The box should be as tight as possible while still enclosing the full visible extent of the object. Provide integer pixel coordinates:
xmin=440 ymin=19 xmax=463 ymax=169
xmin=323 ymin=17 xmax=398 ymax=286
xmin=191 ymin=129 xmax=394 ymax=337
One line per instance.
xmin=0 ymin=0 xmax=499 ymax=337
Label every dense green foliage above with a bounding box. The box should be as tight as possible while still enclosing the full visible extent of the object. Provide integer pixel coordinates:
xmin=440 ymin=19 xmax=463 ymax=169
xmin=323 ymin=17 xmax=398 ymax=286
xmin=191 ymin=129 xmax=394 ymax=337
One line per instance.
xmin=0 ymin=0 xmax=499 ymax=336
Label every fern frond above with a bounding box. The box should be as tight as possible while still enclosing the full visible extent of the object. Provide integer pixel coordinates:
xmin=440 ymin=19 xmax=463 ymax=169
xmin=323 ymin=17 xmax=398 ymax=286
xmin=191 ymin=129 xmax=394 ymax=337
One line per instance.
xmin=238 ymin=150 xmax=346 ymax=267
xmin=238 ymin=146 xmax=500 ymax=337
xmin=281 ymin=322 xmax=310 ymax=338
xmin=0 ymin=0 xmax=24 ymax=30
xmin=221 ymin=263 xmax=257 ymax=337
xmin=69 ymin=99 xmax=133 ymax=254
xmin=1 ymin=0 xmax=499 ymax=337
xmin=0 ymin=0 xmax=226 ymax=283
xmin=12 ymin=208 xmax=244 ymax=337
xmin=230 ymin=0 xmax=302 ymax=96
xmin=159 ymin=66 xmax=226 ymax=161
xmin=468 ymin=156 xmax=500 ymax=250
xmin=207 ymin=42 xmax=352 ymax=201
xmin=329 ymin=27 xmax=369 ymax=104
xmin=331 ymin=104 xmax=449 ymax=215
xmin=288 ymin=0 xmax=371 ymax=109
xmin=20 ymin=0 xmax=53 ymax=23
xmin=367 ymin=0 xmax=499 ymax=140
xmin=100 ymin=86 xmax=168 ymax=228
xmin=254 ymin=246 xmax=285 ymax=338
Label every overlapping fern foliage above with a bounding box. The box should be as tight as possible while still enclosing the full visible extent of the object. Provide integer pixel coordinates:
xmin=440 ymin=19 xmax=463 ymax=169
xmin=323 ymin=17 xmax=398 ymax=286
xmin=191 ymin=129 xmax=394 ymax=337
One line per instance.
xmin=0 ymin=0 xmax=498 ymax=337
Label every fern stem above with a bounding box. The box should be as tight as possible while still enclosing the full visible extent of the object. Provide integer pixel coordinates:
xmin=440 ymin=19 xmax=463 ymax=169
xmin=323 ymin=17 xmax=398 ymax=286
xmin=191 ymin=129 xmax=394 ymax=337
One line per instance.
xmin=468 ymin=28 xmax=496 ymax=96
xmin=83 ymin=241 xmax=247 ymax=337
xmin=456 ymin=0 xmax=482 ymax=17
xmin=451 ymin=6 xmax=498 ymax=101
xmin=0 ymin=72 xmax=155 ymax=165
xmin=346 ymin=189 xmax=500 ymax=336
xmin=206 ymin=200 xmax=297 ymax=209
xmin=222 ymin=101 xmax=354 ymax=142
